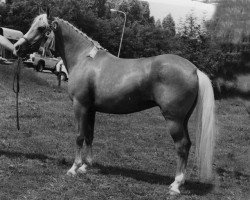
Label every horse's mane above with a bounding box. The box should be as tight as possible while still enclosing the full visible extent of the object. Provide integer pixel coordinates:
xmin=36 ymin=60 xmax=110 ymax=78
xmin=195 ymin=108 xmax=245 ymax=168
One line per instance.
xmin=55 ymin=17 xmax=105 ymax=50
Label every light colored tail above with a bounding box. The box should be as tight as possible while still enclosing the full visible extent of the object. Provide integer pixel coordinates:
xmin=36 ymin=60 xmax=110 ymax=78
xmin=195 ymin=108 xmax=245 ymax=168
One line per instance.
xmin=195 ymin=69 xmax=217 ymax=182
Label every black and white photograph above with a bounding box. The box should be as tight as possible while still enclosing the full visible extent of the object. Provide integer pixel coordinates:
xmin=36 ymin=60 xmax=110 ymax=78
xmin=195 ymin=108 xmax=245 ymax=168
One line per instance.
xmin=0 ymin=0 xmax=249 ymax=199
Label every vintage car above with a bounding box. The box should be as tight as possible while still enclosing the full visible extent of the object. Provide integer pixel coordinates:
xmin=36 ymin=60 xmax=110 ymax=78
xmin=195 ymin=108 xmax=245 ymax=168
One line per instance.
xmin=0 ymin=56 xmax=13 ymax=65
xmin=24 ymin=51 xmax=59 ymax=72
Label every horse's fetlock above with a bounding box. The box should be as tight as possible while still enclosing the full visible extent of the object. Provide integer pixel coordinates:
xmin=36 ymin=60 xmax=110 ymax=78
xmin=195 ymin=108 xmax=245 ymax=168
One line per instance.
xmin=74 ymin=161 xmax=82 ymax=168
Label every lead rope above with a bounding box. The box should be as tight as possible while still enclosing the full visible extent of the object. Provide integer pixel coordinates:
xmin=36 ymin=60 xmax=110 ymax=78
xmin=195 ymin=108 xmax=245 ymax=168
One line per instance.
xmin=13 ymin=57 xmax=21 ymax=130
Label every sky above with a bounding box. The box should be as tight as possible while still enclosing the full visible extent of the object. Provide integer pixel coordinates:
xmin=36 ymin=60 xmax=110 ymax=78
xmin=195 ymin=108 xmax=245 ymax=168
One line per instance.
xmin=145 ymin=0 xmax=216 ymax=27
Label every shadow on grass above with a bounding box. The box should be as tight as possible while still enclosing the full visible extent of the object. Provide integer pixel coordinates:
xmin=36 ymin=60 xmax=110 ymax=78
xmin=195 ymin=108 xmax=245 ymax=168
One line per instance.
xmin=216 ymin=167 xmax=250 ymax=180
xmin=0 ymin=150 xmax=214 ymax=195
xmin=0 ymin=149 xmax=76 ymax=168
xmin=0 ymin=150 xmax=53 ymax=162
xmin=93 ymin=163 xmax=214 ymax=196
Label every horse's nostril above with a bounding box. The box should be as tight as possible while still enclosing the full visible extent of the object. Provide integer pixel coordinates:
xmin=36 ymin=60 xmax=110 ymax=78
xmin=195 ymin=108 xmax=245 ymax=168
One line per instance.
xmin=15 ymin=45 xmax=20 ymax=51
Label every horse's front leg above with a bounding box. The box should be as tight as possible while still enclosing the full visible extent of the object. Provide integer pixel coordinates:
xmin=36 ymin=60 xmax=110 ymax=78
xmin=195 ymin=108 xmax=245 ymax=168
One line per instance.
xmin=77 ymin=109 xmax=95 ymax=174
xmin=67 ymin=100 xmax=95 ymax=176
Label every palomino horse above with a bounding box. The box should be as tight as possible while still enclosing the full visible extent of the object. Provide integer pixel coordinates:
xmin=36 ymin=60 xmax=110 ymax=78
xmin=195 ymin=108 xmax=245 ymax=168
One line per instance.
xmin=13 ymin=13 xmax=217 ymax=195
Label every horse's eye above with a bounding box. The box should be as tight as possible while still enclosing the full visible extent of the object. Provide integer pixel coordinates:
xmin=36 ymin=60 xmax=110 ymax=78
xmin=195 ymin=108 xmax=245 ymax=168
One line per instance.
xmin=45 ymin=31 xmax=51 ymax=37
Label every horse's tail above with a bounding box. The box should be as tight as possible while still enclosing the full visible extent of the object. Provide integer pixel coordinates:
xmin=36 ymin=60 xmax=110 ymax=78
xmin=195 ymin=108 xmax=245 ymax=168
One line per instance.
xmin=194 ymin=69 xmax=217 ymax=182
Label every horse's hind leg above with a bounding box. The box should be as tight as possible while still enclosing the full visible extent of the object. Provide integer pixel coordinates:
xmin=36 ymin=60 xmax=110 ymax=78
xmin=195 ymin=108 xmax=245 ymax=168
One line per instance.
xmin=163 ymin=115 xmax=191 ymax=195
xmin=67 ymin=100 xmax=95 ymax=176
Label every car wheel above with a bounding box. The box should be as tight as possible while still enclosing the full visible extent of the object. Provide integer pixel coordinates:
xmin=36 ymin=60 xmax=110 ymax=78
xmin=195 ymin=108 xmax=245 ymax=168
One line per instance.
xmin=58 ymin=72 xmax=67 ymax=81
xmin=36 ymin=62 xmax=44 ymax=72
xmin=51 ymin=67 xmax=56 ymax=73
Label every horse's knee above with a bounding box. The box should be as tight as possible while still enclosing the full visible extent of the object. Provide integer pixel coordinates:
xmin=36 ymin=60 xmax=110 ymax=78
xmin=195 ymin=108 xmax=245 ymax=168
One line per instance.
xmin=186 ymin=137 xmax=191 ymax=150
xmin=180 ymin=135 xmax=191 ymax=150
xmin=166 ymin=121 xmax=191 ymax=158
xmin=176 ymin=140 xmax=191 ymax=159
xmin=165 ymin=120 xmax=184 ymax=141
xmin=76 ymin=135 xmax=84 ymax=147
xmin=84 ymin=134 xmax=93 ymax=146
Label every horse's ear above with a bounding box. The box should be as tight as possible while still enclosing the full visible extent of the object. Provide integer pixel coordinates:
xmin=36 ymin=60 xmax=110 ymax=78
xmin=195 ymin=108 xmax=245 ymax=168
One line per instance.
xmin=46 ymin=7 xmax=50 ymax=18
xmin=51 ymin=21 xmax=58 ymax=31
xmin=46 ymin=7 xmax=54 ymax=21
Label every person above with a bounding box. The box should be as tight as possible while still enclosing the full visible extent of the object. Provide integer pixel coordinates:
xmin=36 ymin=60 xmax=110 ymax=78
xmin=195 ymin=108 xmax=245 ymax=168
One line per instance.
xmin=55 ymin=59 xmax=68 ymax=81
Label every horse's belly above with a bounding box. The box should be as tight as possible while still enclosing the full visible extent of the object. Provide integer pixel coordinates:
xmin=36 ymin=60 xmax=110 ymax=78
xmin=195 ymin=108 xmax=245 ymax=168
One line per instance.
xmin=94 ymin=93 xmax=156 ymax=114
xmin=95 ymin=102 xmax=156 ymax=114
xmin=94 ymin=74 xmax=155 ymax=113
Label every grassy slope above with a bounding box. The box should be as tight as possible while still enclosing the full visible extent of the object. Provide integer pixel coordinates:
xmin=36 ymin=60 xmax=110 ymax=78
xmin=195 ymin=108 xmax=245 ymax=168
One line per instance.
xmin=0 ymin=63 xmax=249 ymax=200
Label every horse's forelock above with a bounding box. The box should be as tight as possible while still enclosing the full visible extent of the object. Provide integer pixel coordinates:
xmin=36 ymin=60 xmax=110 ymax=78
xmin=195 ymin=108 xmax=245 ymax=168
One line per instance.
xmin=31 ymin=14 xmax=49 ymax=27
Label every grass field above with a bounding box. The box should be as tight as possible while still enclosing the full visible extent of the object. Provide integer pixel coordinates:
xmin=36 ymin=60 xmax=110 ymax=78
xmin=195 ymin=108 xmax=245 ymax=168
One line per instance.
xmin=0 ymin=63 xmax=249 ymax=200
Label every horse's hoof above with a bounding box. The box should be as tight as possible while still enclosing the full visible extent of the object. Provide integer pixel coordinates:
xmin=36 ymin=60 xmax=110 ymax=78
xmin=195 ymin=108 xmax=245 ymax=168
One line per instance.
xmin=169 ymin=189 xmax=180 ymax=196
xmin=77 ymin=164 xmax=87 ymax=174
xmin=66 ymin=170 xmax=77 ymax=177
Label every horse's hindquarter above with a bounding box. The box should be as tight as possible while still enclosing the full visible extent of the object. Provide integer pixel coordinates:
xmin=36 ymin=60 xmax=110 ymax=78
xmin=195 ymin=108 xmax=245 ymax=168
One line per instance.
xmin=151 ymin=54 xmax=198 ymax=118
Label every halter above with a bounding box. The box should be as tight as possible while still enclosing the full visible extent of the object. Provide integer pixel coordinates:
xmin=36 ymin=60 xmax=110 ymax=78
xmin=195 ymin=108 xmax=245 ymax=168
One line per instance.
xmin=42 ymin=20 xmax=57 ymax=51
xmin=21 ymin=20 xmax=57 ymax=51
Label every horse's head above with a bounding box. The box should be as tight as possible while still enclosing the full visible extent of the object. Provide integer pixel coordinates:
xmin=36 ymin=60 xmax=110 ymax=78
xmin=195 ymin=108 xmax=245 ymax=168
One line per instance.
xmin=13 ymin=11 xmax=57 ymax=57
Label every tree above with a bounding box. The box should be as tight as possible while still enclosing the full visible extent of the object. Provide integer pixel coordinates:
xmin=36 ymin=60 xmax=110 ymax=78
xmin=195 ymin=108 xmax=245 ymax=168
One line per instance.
xmin=155 ymin=19 xmax=162 ymax=29
xmin=93 ymin=0 xmax=107 ymax=18
xmin=209 ymin=0 xmax=250 ymax=44
xmin=118 ymin=0 xmax=154 ymax=26
xmin=162 ymin=14 xmax=175 ymax=36
xmin=4 ymin=0 xmax=41 ymax=32
xmin=179 ymin=13 xmax=203 ymax=39
xmin=0 ymin=3 xmax=8 ymax=26
xmin=206 ymin=0 xmax=250 ymax=79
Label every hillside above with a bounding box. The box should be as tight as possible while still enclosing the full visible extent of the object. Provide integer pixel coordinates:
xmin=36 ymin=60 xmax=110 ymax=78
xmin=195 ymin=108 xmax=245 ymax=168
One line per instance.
xmin=0 ymin=63 xmax=249 ymax=199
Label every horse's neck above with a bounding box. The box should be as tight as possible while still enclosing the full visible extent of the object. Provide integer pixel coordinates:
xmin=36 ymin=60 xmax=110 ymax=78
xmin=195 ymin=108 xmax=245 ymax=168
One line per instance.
xmin=55 ymin=19 xmax=94 ymax=71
